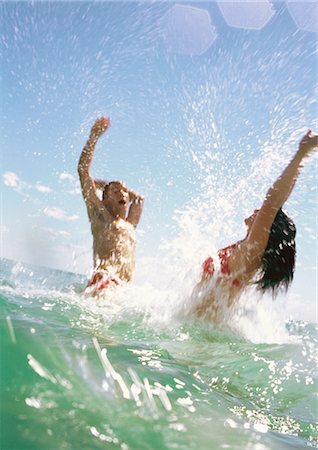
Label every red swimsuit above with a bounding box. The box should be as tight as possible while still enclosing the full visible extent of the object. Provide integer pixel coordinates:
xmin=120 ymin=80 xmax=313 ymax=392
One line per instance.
xmin=87 ymin=270 xmax=120 ymax=291
xmin=202 ymin=243 xmax=241 ymax=287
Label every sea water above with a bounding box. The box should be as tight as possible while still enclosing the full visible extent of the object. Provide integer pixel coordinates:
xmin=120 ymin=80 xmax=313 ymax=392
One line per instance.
xmin=1 ymin=257 xmax=317 ymax=450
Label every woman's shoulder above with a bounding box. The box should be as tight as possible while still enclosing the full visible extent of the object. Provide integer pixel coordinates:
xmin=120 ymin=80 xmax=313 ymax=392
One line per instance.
xmin=222 ymin=239 xmax=262 ymax=281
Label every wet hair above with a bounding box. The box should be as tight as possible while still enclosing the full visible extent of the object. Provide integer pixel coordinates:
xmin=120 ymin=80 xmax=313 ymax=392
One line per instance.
xmin=102 ymin=180 xmax=127 ymax=201
xmin=256 ymin=208 xmax=296 ymax=297
xmin=102 ymin=182 xmax=112 ymax=201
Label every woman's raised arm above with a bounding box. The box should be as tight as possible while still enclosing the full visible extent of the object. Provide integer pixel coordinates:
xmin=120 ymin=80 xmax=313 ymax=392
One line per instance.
xmin=245 ymin=130 xmax=317 ymax=257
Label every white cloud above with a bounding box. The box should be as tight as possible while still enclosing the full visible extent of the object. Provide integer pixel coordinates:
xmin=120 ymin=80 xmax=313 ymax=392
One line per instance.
xmin=2 ymin=171 xmax=31 ymax=193
xmin=55 ymin=230 xmax=72 ymax=238
xmin=32 ymin=225 xmax=71 ymax=240
xmin=59 ymin=171 xmax=76 ymax=183
xmin=3 ymin=171 xmax=19 ymax=187
xmin=36 ymin=183 xmax=53 ymax=193
xmin=69 ymin=187 xmax=82 ymax=195
xmin=2 ymin=172 xmax=52 ymax=197
xmin=43 ymin=207 xmax=79 ymax=222
xmin=59 ymin=171 xmax=81 ymax=195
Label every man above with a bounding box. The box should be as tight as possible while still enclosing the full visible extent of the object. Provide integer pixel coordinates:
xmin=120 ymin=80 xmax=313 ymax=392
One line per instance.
xmin=78 ymin=117 xmax=144 ymax=291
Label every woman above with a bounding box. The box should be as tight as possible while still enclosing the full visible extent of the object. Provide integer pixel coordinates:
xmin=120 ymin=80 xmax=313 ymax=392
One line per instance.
xmin=194 ymin=130 xmax=318 ymax=318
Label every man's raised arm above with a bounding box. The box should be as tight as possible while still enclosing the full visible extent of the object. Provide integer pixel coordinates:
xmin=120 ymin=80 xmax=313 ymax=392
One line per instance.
xmin=78 ymin=117 xmax=110 ymax=205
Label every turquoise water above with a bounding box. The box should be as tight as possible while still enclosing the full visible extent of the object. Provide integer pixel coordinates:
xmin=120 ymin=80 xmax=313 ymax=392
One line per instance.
xmin=1 ymin=257 xmax=317 ymax=450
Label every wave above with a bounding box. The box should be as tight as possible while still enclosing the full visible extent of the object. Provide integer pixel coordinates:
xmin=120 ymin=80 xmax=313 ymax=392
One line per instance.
xmin=1 ymin=258 xmax=317 ymax=449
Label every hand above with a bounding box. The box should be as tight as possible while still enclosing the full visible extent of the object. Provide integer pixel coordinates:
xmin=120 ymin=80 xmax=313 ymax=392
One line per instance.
xmin=90 ymin=117 xmax=111 ymax=138
xmin=94 ymin=179 xmax=108 ymax=190
xmin=298 ymin=129 xmax=318 ymax=157
xmin=129 ymin=189 xmax=144 ymax=203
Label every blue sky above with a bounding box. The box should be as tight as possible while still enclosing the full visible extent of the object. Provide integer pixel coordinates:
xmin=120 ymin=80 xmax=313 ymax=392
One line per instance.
xmin=1 ymin=1 xmax=317 ymax=317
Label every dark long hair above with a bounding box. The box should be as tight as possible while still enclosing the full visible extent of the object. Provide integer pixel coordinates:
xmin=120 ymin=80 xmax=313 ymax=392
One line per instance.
xmin=256 ymin=208 xmax=296 ymax=296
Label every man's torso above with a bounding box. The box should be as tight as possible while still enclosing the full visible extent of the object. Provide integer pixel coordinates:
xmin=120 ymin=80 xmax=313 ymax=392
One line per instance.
xmin=88 ymin=205 xmax=136 ymax=282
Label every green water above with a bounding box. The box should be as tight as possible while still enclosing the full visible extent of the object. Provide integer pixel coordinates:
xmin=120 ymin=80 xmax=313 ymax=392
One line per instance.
xmin=1 ymin=258 xmax=317 ymax=449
